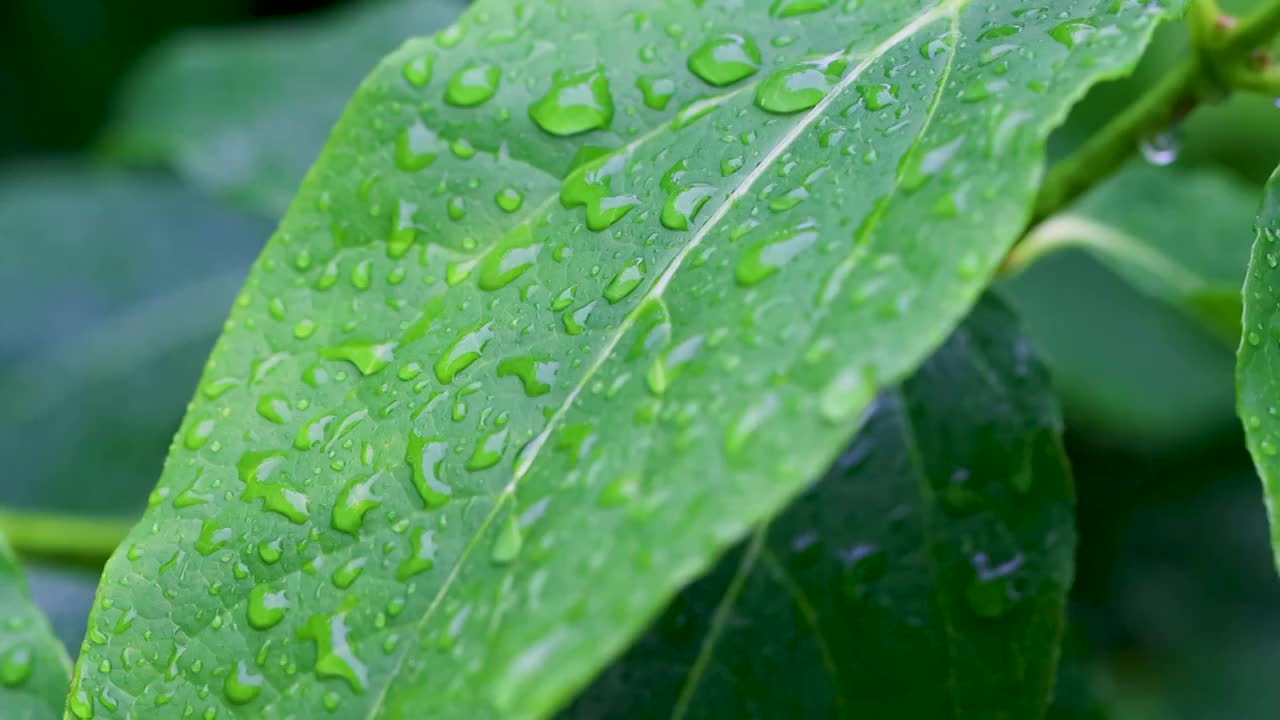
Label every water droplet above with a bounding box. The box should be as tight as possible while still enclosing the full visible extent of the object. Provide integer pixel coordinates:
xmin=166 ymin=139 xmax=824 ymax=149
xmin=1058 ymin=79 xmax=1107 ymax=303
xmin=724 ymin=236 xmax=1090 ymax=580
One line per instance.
xmin=396 ymin=528 xmax=438 ymax=580
xmin=769 ymin=0 xmax=834 ymax=17
xmin=965 ymin=552 xmax=1026 ymax=618
xmin=223 ymin=660 xmax=264 ymax=705
xmin=736 ymin=222 xmax=817 ymax=286
xmin=331 ymin=558 xmax=367 ymax=589
xmin=434 ymin=322 xmax=494 ymax=383
xmin=563 ymin=301 xmax=596 ymax=335
xmin=394 ymin=120 xmax=442 ymax=172
xmin=0 ymin=647 xmax=32 ymax=687
xmin=856 ymin=82 xmax=899 ymax=110
xmin=646 ymin=336 xmax=703 ymax=395
xmin=194 ymin=519 xmax=233 ymax=556
xmin=247 ymin=585 xmax=289 ymax=630
xmin=490 ymin=514 xmax=524 ymax=564
xmin=755 ymin=57 xmax=843 ymax=114
xmin=529 ymin=65 xmax=614 ymax=136
xmin=688 ymin=34 xmax=761 ymax=87
xmin=560 ymin=153 xmax=638 ymax=231
xmin=184 ymin=417 xmax=216 ymax=450
xmin=466 ymin=428 xmax=510 ymax=471
xmin=255 ymin=393 xmax=291 ymax=425
xmin=636 ymin=74 xmax=676 ymax=110
xmin=497 ymin=356 xmax=559 ymax=397
xmin=495 ymin=186 xmax=524 ymax=212
xmin=478 ymin=229 xmax=542 ymax=291
xmin=604 ymin=258 xmax=647 ymax=302
xmin=332 ymin=474 xmax=381 ymax=535
xmin=1139 ymin=128 xmax=1180 ymax=166
xmin=819 ymin=365 xmax=876 ymax=422
xmin=402 ymin=53 xmax=434 ymax=87
xmin=320 ymin=340 xmax=397 ymax=376
xmin=237 ymin=451 xmax=310 ymax=523
xmin=445 ymin=63 xmax=500 ymax=106
xmin=298 ymin=611 xmax=369 ymax=693
xmin=406 ymin=433 xmax=451 ymax=508
xmin=1049 ymin=18 xmax=1096 ymax=48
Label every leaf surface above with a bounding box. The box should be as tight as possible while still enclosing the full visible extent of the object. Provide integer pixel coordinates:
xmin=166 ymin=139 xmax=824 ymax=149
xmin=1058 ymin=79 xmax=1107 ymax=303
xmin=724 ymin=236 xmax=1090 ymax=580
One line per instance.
xmin=565 ymin=297 xmax=1075 ymax=719
xmin=106 ymin=0 xmax=470 ymax=216
xmin=0 ymin=166 xmax=269 ymax=518
xmin=0 ymin=534 xmax=72 ymax=720
xmin=1008 ymin=162 xmax=1255 ymax=343
xmin=70 ymin=1 xmax=1179 ymax=717
xmin=1239 ymin=165 xmax=1280 ymax=570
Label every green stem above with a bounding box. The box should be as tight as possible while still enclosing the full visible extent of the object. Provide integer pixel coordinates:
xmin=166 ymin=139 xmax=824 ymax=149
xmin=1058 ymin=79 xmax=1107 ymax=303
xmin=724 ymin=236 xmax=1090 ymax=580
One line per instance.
xmin=1030 ymin=59 xmax=1199 ymax=225
xmin=0 ymin=508 xmax=134 ymax=566
xmin=1222 ymin=0 xmax=1280 ymax=59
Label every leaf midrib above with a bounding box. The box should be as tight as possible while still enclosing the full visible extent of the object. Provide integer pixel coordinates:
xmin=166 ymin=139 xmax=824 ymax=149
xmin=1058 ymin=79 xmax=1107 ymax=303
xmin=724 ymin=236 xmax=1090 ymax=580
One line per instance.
xmin=363 ymin=1 xmax=967 ymax=714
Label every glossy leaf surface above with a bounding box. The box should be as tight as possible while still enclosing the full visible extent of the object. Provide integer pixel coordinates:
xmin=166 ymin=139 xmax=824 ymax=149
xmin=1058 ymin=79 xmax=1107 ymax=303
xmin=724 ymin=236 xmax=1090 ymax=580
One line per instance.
xmin=107 ymin=0 xmax=469 ymax=217
xmin=0 ymin=166 xmax=269 ymax=518
xmin=1238 ymin=165 xmax=1280 ymax=570
xmin=0 ymin=535 xmax=72 ymax=720
xmin=70 ymin=0 xmax=1179 ymax=717
xmin=567 ymin=297 xmax=1075 ymax=719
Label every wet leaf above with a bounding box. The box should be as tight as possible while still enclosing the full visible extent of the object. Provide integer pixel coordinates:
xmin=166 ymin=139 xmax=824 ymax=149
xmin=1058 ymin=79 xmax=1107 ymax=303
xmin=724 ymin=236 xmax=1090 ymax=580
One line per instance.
xmin=106 ymin=0 xmax=470 ymax=216
xmin=1238 ymin=165 xmax=1280 ymax=571
xmin=70 ymin=1 xmax=1179 ymax=717
xmin=0 ymin=534 xmax=72 ymax=720
xmin=567 ymin=297 xmax=1075 ymax=719
xmin=0 ymin=166 xmax=269 ymax=518
xmin=1009 ymin=163 xmax=1256 ymax=344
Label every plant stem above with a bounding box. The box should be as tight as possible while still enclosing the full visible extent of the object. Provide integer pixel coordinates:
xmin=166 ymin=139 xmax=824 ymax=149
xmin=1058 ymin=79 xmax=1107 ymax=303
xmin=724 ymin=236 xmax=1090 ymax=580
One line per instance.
xmin=1030 ymin=59 xmax=1199 ymax=225
xmin=1222 ymin=0 xmax=1280 ymax=59
xmin=0 ymin=508 xmax=134 ymax=566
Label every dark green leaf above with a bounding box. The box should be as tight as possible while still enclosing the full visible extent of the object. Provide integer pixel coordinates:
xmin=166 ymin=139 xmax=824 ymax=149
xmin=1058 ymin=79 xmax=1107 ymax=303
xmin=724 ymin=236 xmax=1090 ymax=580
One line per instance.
xmin=0 ymin=166 xmax=269 ymax=518
xmin=0 ymin=534 xmax=72 ymax=720
xmin=1007 ymin=163 xmax=1255 ymax=343
xmin=70 ymin=1 xmax=1178 ymax=717
xmin=1239 ymin=165 xmax=1280 ymax=570
xmin=106 ymin=0 xmax=470 ymax=216
xmin=566 ymin=297 xmax=1075 ymax=719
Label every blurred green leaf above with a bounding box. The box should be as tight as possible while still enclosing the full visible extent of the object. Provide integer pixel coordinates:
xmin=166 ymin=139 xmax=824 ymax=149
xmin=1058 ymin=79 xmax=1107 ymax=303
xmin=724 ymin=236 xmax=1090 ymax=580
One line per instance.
xmin=1000 ymin=251 xmax=1235 ymax=448
xmin=105 ymin=0 xmax=470 ymax=217
xmin=1238 ymin=164 xmax=1280 ymax=570
xmin=567 ymin=297 xmax=1076 ymax=719
xmin=0 ymin=534 xmax=71 ymax=720
xmin=1009 ymin=163 xmax=1255 ymax=344
xmin=0 ymin=166 xmax=270 ymax=517
xmin=67 ymin=0 xmax=1177 ymax=715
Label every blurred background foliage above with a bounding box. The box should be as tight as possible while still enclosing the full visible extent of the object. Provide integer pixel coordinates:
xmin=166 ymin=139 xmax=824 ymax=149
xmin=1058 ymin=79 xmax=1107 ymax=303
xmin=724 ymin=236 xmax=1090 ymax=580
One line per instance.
xmin=0 ymin=0 xmax=1277 ymax=717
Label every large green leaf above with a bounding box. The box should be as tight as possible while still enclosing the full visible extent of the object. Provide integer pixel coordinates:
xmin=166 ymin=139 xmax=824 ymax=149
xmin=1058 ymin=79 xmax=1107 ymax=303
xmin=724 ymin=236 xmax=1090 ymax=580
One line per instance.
xmin=70 ymin=1 xmax=1179 ymax=717
xmin=1239 ymin=165 xmax=1280 ymax=570
xmin=566 ymin=297 xmax=1075 ymax=718
xmin=0 ymin=534 xmax=72 ymax=720
xmin=1007 ymin=163 xmax=1256 ymax=344
xmin=0 ymin=166 xmax=269 ymax=519
xmin=106 ymin=0 xmax=470 ymax=217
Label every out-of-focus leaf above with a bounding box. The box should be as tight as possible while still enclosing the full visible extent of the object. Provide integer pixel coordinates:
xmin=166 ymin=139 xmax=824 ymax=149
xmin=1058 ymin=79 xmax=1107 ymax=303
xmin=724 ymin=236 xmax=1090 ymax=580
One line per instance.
xmin=1007 ymin=163 xmax=1255 ymax=343
xmin=105 ymin=0 xmax=471 ymax=217
xmin=0 ymin=534 xmax=71 ymax=720
xmin=0 ymin=166 xmax=270 ymax=517
xmin=567 ymin=297 xmax=1075 ymax=719
xmin=23 ymin=563 xmax=99 ymax=658
xmin=1238 ymin=165 xmax=1280 ymax=569
xmin=1000 ymin=252 xmax=1235 ymax=448
xmin=68 ymin=0 xmax=1178 ymax=717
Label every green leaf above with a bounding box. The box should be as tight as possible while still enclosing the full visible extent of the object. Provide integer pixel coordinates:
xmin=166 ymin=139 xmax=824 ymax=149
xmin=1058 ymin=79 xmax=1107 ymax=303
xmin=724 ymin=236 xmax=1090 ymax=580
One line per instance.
xmin=566 ymin=297 xmax=1075 ymax=719
xmin=1239 ymin=165 xmax=1280 ymax=571
xmin=70 ymin=1 xmax=1179 ymax=717
xmin=1007 ymin=162 xmax=1256 ymax=344
xmin=0 ymin=166 xmax=269 ymax=519
xmin=0 ymin=534 xmax=72 ymax=720
xmin=1001 ymin=250 xmax=1236 ymax=447
xmin=106 ymin=0 xmax=470 ymax=217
